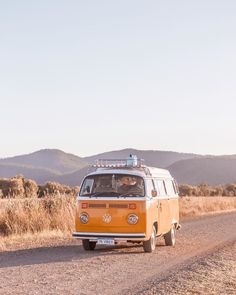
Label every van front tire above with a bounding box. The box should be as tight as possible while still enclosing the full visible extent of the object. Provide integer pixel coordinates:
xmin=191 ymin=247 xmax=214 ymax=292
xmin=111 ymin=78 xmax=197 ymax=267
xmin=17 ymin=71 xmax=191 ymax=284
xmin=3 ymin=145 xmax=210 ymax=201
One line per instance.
xmin=164 ymin=225 xmax=176 ymax=246
xmin=82 ymin=239 xmax=97 ymax=251
xmin=143 ymin=225 xmax=156 ymax=253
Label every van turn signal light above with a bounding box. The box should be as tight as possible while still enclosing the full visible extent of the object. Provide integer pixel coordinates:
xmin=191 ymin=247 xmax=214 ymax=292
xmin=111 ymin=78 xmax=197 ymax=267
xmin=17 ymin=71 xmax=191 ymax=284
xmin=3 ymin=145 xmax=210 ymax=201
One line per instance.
xmin=128 ymin=203 xmax=136 ymax=210
xmin=81 ymin=203 xmax=88 ymax=209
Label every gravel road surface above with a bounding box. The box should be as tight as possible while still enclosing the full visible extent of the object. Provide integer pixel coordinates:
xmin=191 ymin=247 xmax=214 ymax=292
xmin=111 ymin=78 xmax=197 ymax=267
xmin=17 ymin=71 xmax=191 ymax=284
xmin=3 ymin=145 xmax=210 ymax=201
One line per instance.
xmin=0 ymin=212 xmax=236 ymax=295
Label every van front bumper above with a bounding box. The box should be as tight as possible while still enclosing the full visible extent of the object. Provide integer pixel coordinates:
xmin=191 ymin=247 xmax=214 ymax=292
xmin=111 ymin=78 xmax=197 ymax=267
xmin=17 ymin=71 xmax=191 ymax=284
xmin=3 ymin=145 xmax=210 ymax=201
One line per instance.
xmin=72 ymin=232 xmax=146 ymax=241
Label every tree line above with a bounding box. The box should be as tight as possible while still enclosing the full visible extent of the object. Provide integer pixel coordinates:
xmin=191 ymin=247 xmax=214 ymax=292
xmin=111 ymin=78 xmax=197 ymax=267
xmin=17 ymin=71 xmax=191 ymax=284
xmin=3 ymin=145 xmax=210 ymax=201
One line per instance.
xmin=1 ymin=175 xmax=236 ymax=198
xmin=179 ymin=183 xmax=236 ymax=196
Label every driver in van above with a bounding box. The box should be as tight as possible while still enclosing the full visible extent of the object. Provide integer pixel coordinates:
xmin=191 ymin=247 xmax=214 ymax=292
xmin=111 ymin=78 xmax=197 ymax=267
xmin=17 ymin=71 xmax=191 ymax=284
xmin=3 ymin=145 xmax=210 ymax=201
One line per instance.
xmin=118 ymin=176 xmax=144 ymax=196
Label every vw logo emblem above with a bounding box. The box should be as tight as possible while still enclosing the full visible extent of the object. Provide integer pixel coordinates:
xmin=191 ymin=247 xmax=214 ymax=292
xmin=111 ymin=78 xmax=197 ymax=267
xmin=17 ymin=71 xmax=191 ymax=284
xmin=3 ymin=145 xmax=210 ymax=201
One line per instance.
xmin=102 ymin=213 xmax=112 ymax=224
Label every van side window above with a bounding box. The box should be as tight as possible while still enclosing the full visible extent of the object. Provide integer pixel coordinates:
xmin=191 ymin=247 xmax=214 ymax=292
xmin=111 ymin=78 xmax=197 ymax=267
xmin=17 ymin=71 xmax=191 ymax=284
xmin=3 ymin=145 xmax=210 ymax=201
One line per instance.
xmin=165 ymin=180 xmax=176 ymax=196
xmin=172 ymin=180 xmax=177 ymax=194
xmin=173 ymin=180 xmax=179 ymax=194
xmin=153 ymin=179 xmax=160 ymax=195
xmin=146 ymin=179 xmax=155 ymax=196
xmin=156 ymin=180 xmax=167 ymax=196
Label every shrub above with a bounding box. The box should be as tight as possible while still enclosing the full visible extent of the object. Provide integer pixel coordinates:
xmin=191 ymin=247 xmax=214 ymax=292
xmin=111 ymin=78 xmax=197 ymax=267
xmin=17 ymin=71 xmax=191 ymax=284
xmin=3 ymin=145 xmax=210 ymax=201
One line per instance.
xmin=224 ymin=183 xmax=236 ymax=196
xmin=179 ymin=184 xmax=194 ymax=196
xmin=0 ymin=177 xmax=24 ymax=198
xmin=38 ymin=182 xmax=78 ymax=198
xmin=179 ymin=183 xmax=236 ymax=197
xmin=23 ymin=178 xmax=38 ymax=198
xmin=0 ymin=176 xmax=38 ymax=199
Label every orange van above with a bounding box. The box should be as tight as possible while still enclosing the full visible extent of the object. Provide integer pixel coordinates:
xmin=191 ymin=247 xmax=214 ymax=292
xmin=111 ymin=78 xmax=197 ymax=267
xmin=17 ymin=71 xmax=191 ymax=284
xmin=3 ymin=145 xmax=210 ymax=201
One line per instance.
xmin=73 ymin=155 xmax=180 ymax=253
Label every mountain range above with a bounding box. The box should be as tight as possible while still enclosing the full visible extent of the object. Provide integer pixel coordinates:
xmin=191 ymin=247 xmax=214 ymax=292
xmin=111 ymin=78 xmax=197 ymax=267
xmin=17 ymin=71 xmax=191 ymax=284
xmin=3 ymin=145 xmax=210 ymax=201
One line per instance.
xmin=0 ymin=148 xmax=236 ymax=186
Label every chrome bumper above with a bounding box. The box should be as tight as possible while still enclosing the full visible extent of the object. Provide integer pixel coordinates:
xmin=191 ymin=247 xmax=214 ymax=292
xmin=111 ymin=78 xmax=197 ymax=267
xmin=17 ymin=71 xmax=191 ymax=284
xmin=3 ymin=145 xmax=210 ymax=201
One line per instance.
xmin=72 ymin=232 xmax=146 ymax=241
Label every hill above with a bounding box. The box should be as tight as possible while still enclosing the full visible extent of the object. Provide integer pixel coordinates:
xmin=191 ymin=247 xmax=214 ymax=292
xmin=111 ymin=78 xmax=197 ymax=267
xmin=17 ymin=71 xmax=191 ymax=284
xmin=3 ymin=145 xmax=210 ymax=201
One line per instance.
xmin=0 ymin=148 xmax=236 ymax=186
xmin=0 ymin=149 xmax=87 ymax=174
xmin=0 ymin=163 xmax=59 ymax=184
xmin=168 ymin=157 xmax=236 ymax=185
xmin=55 ymin=166 xmax=94 ymax=186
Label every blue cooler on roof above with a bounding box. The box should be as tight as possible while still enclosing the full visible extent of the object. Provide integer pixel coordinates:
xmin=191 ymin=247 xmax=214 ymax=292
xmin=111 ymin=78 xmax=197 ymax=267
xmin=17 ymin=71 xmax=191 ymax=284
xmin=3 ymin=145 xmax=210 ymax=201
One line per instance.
xmin=126 ymin=154 xmax=138 ymax=167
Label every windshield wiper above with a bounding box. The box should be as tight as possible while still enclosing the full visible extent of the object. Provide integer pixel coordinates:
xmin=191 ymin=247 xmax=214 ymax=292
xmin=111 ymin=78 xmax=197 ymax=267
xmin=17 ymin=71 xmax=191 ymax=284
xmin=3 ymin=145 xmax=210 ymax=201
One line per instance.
xmin=118 ymin=193 xmax=143 ymax=198
xmin=89 ymin=191 xmax=120 ymax=197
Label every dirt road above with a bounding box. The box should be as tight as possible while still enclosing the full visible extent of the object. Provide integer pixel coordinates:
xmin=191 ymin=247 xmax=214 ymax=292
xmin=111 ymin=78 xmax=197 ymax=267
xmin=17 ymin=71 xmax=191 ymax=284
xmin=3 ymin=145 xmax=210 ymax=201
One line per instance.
xmin=0 ymin=212 xmax=236 ymax=295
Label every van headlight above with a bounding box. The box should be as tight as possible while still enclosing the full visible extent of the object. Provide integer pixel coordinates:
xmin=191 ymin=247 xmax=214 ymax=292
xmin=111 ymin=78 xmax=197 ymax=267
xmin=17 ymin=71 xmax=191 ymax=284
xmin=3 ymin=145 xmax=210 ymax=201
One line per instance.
xmin=80 ymin=213 xmax=89 ymax=224
xmin=127 ymin=214 xmax=139 ymax=225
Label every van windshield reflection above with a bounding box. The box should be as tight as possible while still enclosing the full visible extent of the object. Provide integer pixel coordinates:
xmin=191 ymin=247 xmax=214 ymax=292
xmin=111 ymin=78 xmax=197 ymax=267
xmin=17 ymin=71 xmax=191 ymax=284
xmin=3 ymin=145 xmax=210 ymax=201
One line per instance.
xmin=80 ymin=174 xmax=145 ymax=197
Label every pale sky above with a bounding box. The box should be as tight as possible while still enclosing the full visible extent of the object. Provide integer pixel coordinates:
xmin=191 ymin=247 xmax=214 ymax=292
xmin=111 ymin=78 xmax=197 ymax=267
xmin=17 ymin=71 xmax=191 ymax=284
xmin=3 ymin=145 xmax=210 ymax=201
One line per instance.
xmin=0 ymin=0 xmax=236 ymax=158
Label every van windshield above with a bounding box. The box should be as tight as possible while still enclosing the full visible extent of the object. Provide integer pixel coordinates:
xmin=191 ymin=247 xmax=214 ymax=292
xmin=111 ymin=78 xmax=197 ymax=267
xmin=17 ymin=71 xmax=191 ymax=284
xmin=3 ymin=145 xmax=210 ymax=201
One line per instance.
xmin=80 ymin=174 xmax=145 ymax=197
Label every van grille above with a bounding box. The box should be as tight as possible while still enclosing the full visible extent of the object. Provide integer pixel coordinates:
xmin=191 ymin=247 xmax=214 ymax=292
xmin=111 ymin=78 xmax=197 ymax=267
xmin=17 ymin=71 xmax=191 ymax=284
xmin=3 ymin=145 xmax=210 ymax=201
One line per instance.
xmin=87 ymin=203 xmax=129 ymax=209
xmin=88 ymin=203 xmax=106 ymax=208
xmin=109 ymin=204 xmax=128 ymax=209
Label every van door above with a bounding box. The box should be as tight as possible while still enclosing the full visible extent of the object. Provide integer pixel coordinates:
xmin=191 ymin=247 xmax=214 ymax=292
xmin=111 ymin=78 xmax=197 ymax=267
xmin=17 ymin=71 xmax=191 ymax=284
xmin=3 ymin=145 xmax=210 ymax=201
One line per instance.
xmin=156 ymin=179 xmax=171 ymax=234
xmin=165 ymin=179 xmax=179 ymax=226
xmin=145 ymin=179 xmax=158 ymax=237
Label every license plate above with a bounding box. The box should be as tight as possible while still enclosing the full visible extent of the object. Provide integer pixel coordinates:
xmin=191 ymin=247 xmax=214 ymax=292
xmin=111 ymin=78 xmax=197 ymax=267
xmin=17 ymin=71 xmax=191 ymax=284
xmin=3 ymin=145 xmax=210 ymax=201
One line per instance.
xmin=97 ymin=239 xmax=115 ymax=245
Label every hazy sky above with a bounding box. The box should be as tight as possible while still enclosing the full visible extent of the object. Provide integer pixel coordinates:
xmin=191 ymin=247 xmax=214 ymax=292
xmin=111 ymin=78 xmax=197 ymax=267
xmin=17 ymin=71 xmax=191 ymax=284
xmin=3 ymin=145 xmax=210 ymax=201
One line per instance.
xmin=1 ymin=1 xmax=236 ymax=158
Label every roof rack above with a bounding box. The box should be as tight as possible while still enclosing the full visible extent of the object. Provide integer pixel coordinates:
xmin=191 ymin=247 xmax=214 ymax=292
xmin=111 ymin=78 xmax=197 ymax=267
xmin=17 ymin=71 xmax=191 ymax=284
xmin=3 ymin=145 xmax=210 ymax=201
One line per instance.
xmin=90 ymin=155 xmax=152 ymax=176
xmin=92 ymin=157 xmax=145 ymax=169
xmin=90 ymin=155 xmax=154 ymax=176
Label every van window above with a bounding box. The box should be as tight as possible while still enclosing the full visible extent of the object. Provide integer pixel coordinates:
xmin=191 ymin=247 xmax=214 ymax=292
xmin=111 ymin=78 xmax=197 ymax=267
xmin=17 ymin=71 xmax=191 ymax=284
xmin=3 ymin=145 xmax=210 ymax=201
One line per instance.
xmin=80 ymin=174 xmax=145 ymax=197
xmin=156 ymin=180 xmax=167 ymax=196
xmin=173 ymin=180 xmax=179 ymax=194
xmin=80 ymin=178 xmax=94 ymax=195
xmin=165 ymin=180 xmax=176 ymax=196
xmin=145 ymin=179 xmax=155 ymax=196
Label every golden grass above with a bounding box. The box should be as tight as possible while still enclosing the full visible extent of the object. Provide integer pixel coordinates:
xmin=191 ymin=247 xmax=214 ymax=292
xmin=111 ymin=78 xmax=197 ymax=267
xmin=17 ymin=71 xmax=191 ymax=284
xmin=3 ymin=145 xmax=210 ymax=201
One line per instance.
xmin=0 ymin=196 xmax=76 ymax=237
xmin=179 ymin=196 xmax=236 ymax=218
xmin=1 ymin=195 xmax=236 ymax=250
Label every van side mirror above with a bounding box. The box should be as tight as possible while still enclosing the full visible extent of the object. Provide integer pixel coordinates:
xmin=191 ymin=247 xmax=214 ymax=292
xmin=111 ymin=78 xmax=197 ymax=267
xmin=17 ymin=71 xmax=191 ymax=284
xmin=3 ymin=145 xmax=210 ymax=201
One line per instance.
xmin=151 ymin=189 xmax=157 ymax=198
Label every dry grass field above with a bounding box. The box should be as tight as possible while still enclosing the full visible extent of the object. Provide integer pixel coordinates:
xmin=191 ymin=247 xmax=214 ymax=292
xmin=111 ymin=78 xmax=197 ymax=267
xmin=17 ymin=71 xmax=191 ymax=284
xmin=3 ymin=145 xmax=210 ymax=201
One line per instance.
xmin=179 ymin=196 xmax=236 ymax=218
xmin=0 ymin=196 xmax=75 ymax=236
xmin=0 ymin=195 xmax=236 ymax=251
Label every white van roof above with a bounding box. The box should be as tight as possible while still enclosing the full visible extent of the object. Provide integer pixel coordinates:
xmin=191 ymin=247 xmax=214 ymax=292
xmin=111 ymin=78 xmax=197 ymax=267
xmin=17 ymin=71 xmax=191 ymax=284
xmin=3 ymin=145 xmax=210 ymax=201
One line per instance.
xmin=145 ymin=167 xmax=172 ymax=178
xmin=87 ymin=166 xmax=172 ymax=179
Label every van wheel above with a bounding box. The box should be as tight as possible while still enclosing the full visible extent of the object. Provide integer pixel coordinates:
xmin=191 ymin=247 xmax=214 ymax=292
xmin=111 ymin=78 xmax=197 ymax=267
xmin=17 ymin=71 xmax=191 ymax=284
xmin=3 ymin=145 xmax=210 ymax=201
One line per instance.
xmin=164 ymin=225 xmax=176 ymax=246
xmin=143 ymin=225 xmax=156 ymax=253
xmin=82 ymin=239 xmax=97 ymax=250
